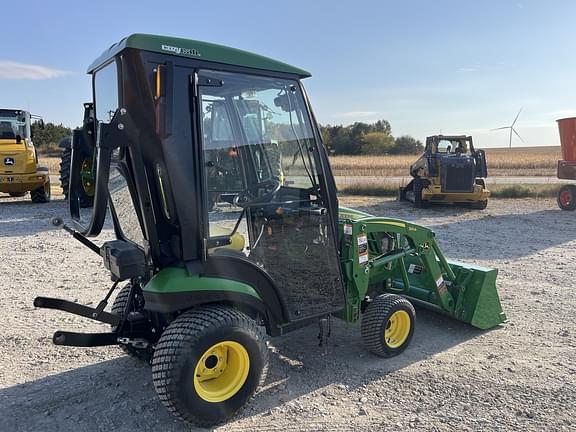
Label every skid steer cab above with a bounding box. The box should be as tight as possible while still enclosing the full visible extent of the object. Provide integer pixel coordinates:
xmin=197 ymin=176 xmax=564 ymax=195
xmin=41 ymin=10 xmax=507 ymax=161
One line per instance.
xmin=399 ymin=135 xmax=490 ymax=209
xmin=35 ymin=34 xmax=506 ymax=427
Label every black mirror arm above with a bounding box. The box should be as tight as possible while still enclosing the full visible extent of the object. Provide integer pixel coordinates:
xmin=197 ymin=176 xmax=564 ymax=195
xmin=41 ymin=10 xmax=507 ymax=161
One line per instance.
xmin=70 ymin=108 xmax=138 ymax=237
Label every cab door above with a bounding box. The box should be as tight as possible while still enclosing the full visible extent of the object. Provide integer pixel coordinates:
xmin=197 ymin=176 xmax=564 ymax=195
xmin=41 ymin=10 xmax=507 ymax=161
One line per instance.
xmin=197 ymin=69 xmax=345 ymax=321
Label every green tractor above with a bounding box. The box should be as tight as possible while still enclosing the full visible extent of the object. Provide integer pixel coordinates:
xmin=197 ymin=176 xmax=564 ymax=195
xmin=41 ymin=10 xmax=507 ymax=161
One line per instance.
xmin=35 ymin=34 xmax=506 ymax=427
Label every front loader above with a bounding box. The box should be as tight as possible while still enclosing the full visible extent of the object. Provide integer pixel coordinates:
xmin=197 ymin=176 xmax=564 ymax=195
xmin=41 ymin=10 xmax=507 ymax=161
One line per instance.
xmin=35 ymin=34 xmax=506 ymax=427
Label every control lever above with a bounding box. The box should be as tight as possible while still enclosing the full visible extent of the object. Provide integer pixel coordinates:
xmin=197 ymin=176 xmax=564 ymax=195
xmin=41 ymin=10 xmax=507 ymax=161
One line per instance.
xmin=51 ymin=217 xmax=101 ymax=255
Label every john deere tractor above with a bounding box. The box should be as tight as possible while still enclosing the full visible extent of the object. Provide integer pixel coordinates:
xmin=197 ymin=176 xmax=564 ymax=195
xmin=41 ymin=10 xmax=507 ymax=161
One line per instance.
xmin=35 ymin=34 xmax=506 ymax=426
xmin=0 ymin=109 xmax=51 ymax=202
xmin=399 ymin=135 xmax=490 ymax=209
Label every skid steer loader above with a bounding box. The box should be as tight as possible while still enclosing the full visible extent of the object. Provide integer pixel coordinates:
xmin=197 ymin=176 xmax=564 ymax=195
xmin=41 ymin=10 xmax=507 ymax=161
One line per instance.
xmin=0 ymin=109 xmax=51 ymax=202
xmin=398 ymin=135 xmax=490 ymax=209
xmin=34 ymin=34 xmax=506 ymax=427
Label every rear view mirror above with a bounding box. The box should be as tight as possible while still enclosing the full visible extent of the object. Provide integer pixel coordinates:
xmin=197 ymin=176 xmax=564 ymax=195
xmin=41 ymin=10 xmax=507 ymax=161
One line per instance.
xmin=70 ymin=108 xmax=138 ymax=237
xmin=273 ymin=85 xmax=297 ymax=112
xmin=273 ymin=94 xmax=291 ymax=112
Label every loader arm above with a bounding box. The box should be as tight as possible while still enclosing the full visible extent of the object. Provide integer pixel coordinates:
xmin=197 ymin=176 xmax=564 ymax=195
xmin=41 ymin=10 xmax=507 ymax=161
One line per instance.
xmin=338 ymin=207 xmax=506 ymax=329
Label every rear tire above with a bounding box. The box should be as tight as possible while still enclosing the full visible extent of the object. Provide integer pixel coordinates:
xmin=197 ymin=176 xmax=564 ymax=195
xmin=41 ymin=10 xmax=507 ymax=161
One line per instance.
xmin=111 ymin=285 xmax=153 ymax=363
xmin=59 ymin=147 xmax=71 ymax=199
xmin=60 ymin=147 xmax=94 ymax=208
xmin=557 ymin=185 xmax=576 ymax=211
xmin=361 ymin=294 xmax=416 ymax=357
xmin=152 ymin=305 xmax=268 ymax=427
xmin=31 ymin=182 xmax=51 ymax=203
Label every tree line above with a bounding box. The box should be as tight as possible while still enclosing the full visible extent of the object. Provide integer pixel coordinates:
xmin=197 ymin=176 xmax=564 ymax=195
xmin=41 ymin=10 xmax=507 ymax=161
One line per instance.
xmin=30 ymin=119 xmax=423 ymax=157
xmin=31 ymin=121 xmax=71 ymax=150
xmin=320 ymin=120 xmax=423 ymax=155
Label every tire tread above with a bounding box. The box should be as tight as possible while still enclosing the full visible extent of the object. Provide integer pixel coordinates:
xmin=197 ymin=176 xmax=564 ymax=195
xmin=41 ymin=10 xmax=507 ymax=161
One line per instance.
xmin=151 ymin=305 xmax=267 ymax=427
xmin=361 ymin=294 xmax=415 ymax=357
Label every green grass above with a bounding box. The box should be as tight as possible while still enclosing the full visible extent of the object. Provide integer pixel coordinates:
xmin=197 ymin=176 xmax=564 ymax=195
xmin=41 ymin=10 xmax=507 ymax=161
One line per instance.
xmin=490 ymin=184 xmax=558 ymax=198
xmin=338 ymin=182 xmax=560 ymax=199
xmin=339 ymin=183 xmax=399 ymax=197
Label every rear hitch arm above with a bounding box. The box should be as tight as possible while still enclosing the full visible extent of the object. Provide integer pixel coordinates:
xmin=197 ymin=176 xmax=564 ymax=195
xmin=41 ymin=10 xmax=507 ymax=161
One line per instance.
xmin=53 ymin=331 xmax=119 ymax=347
xmin=33 ymin=296 xmax=121 ymax=326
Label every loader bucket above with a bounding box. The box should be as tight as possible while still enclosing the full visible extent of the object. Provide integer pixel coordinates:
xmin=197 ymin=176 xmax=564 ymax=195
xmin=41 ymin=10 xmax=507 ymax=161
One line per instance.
xmin=398 ymin=257 xmax=507 ymax=330
xmin=446 ymin=260 xmax=507 ymax=330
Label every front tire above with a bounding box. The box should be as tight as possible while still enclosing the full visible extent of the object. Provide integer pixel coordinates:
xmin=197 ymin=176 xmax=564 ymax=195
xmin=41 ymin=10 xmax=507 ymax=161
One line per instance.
xmin=151 ymin=305 xmax=268 ymax=427
xmin=31 ymin=181 xmax=51 ymax=203
xmin=361 ymin=294 xmax=415 ymax=357
xmin=469 ymin=200 xmax=488 ymax=210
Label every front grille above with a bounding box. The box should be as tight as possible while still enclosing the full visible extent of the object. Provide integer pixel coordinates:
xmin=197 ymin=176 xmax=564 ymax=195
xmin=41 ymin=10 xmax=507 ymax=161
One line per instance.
xmin=441 ymin=156 xmax=475 ymax=193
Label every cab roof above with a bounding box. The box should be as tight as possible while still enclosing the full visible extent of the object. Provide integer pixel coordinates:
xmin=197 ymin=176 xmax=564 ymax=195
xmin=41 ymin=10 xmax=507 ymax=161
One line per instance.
xmin=428 ymin=135 xmax=472 ymax=141
xmin=87 ymin=33 xmax=311 ymax=78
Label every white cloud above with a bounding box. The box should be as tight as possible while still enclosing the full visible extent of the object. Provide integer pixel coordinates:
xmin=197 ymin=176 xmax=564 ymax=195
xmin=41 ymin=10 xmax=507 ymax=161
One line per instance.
xmin=0 ymin=61 xmax=70 ymax=80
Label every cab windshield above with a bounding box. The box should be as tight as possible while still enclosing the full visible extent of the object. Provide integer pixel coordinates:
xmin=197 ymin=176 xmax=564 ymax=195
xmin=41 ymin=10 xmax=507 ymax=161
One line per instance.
xmin=199 ymin=70 xmax=319 ymax=200
xmin=0 ymin=110 xmax=28 ymax=139
xmin=435 ymin=139 xmax=470 ymax=155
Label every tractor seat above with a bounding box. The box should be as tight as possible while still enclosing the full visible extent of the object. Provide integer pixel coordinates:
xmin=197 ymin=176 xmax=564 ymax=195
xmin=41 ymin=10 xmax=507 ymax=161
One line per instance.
xmin=209 ymin=225 xmax=246 ymax=252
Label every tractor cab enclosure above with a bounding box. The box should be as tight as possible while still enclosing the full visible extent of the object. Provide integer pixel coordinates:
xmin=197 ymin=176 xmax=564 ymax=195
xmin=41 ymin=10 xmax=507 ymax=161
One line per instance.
xmin=72 ymin=34 xmax=344 ymax=330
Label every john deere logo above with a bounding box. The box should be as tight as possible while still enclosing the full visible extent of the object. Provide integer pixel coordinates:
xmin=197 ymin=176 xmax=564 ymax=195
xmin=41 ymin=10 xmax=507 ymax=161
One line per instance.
xmin=4 ymin=157 xmax=14 ymax=166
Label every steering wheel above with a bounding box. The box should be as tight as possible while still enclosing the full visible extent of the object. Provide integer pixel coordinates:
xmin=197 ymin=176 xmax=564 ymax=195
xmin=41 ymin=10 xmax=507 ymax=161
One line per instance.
xmin=233 ymin=178 xmax=281 ymax=208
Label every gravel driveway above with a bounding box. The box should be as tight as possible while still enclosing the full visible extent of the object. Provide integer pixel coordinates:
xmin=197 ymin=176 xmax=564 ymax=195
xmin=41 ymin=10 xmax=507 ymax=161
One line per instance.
xmin=0 ymin=195 xmax=574 ymax=431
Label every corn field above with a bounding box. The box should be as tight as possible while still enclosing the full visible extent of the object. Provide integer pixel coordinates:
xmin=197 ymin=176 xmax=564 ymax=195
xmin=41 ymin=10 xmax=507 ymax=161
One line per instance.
xmin=329 ymin=146 xmax=561 ymax=177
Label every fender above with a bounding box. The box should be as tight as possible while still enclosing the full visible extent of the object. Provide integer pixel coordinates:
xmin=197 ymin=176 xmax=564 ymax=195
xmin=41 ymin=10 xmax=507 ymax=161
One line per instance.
xmin=143 ymin=262 xmax=288 ymax=334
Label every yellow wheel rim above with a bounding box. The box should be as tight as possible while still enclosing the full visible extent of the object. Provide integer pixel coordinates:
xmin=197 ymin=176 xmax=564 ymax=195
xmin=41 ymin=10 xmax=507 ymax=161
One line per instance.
xmin=193 ymin=341 xmax=250 ymax=403
xmin=385 ymin=310 xmax=411 ymax=348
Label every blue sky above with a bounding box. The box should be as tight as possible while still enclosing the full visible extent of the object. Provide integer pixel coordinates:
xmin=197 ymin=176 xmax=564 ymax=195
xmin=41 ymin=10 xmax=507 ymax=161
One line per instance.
xmin=1 ymin=0 xmax=575 ymax=147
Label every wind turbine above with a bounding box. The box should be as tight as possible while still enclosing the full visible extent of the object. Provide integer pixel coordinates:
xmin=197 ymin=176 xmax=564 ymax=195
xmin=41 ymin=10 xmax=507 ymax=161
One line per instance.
xmin=491 ymin=109 xmax=525 ymax=148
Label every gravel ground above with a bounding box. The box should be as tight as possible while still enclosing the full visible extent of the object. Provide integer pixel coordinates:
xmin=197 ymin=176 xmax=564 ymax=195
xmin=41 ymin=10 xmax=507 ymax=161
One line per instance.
xmin=0 ymin=194 xmax=575 ymax=431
